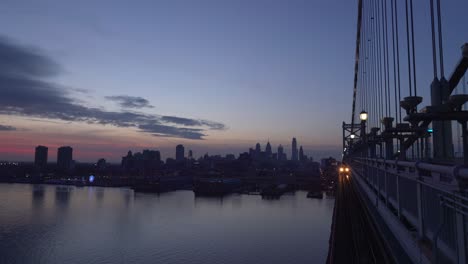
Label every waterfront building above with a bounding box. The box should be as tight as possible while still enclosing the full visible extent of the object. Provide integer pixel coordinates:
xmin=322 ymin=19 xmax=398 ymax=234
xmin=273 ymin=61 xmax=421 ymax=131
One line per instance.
xmin=34 ymin=145 xmax=48 ymax=168
xmin=292 ymin=138 xmax=298 ymax=161
xmin=176 ymin=144 xmax=185 ymax=162
xmin=265 ymin=141 xmax=272 ymax=158
xmin=57 ymin=146 xmax=73 ymax=170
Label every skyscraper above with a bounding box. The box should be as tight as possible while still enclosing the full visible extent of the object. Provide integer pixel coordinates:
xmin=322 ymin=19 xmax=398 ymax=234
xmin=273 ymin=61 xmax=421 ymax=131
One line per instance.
xmin=299 ymin=146 xmax=304 ymax=161
xmin=34 ymin=145 xmax=48 ymax=168
xmin=57 ymin=146 xmax=73 ymax=170
xmin=255 ymin=143 xmax=261 ymax=154
xmin=278 ymin=144 xmax=285 ymax=161
xmin=176 ymin=144 xmax=185 ymax=161
xmin=292 ymin=138 xmax=298 ymax=161
xmin=188 ymin=150 xmax=193 ymax=159
xmin=265 ymin=141 xmax=272 ymax=157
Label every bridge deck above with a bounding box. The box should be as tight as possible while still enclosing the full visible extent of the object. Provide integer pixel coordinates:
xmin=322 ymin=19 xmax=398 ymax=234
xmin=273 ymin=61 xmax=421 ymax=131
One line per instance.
xmin=328 ymin=173 xmax=395 ymax=264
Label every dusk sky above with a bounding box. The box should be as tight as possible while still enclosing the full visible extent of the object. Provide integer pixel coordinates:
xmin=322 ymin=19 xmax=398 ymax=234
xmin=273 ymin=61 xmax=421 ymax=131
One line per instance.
xmin=0 ymin=0 xmax=466 ymax=162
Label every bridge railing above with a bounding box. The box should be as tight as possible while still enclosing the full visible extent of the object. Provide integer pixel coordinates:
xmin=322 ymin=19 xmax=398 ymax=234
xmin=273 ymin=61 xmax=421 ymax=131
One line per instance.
xmin=349 ymin=157 xmax=468 ymax=263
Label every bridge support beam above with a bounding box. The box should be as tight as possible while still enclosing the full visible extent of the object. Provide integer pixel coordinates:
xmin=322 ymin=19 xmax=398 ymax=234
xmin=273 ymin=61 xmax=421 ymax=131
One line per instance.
xmin=382 ymin=117 xmax=394 ymax=159
xmin=431 ymin=77 xmax=454 ymax=161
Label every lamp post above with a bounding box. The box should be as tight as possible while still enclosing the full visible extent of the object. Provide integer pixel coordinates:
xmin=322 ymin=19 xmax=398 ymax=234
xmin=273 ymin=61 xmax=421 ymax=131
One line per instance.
xmin=360 ymin=110 xmax=368 ymax=140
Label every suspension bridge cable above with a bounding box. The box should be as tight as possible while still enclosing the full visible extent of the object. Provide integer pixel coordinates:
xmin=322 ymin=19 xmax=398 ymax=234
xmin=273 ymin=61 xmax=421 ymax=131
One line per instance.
xmin=376 ymin=0 xmax=384 ymax=129
xmin=394 ymin=0 xmax=402 ymax=122
xmin=378 ymin=0 xmax=386 ymax=121
xmin=390 ymin=0 xmax=398 ymax=120
xmin=409 ymin=0 xmax=417 ymax=96
xmin=405 ymin=0 xmax=413 ymax=97
xmin=436 ymin=0 xmax=445 ymax=77
xmin=371 ymin=0 xmax=377 ymax=127
xmin=351 ymin=0 xmax=364 ymax=130
xmin=384 ymin=0 xmax=391 ymax=117
xmin=430 ymin=0 xmax=438 ymax=79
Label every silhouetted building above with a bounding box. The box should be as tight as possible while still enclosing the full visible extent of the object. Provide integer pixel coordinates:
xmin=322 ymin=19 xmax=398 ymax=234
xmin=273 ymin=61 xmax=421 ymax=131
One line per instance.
xmin=265 ymin=141 xmax=272 ymax=158
xmin=121 ymin=151 xmax=133 ymax=169
xmin=96 ymin=158 xmax=106 ymax=170
xmin=292 ymin=138 xmax=298 ymax=161
xmin=188 ymin=150 xmax=193 ymax=159
xmin=176 ymin=144 xmax=185 ymax=162
xmin=57 ymin=146 xmax=73 ymax=170
xmin=34 ymin=145 xmax=48 ymax=168
xmin=255 ymin=143 xmax=261 ymax=155
xmin=278 ymin=144 xmax=286 ymax=161
xmin=299 ymin=146 xmax=305 ymax=161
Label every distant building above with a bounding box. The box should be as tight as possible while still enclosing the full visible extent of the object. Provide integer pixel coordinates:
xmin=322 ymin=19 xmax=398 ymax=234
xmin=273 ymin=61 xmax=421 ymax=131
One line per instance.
xmin=34 ymin=145 xmax=48 ymax=168
xmin=121 ymin=151 xmax=133 ymax=169
xmin=188 ymin=150 xmax=193 ymax=159
xmin=96 ymin=158 xmax=106 ymax=170
xmin=255 ymin=143 xmax=261 ymax=155
xmin=176 ymin=144 xmax=185 ymax=162
xmin=265 ymin=141 xmax=272 ymax=158
xmin=226 ymin=154 xmax=236 ymax=160
xmin=299 ymin=146 xmax=305 ymax=161
xmin=57 ymin=146 xmax=73 ymax=170
xmin=278 ymin=144 xmax=285 ymax=161
xmin=292 ymin=138 xmax=298 ymax=161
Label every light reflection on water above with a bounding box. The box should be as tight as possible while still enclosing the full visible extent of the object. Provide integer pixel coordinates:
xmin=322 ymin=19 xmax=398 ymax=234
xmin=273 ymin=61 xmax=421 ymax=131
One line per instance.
xmin=0 ymin=183 xmax=334 ymax=264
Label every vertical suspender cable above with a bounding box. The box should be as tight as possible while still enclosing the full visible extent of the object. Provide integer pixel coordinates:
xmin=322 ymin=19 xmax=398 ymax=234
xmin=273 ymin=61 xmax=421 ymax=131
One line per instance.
xmin=409 ymin=0 xmax=417 ymax=96
xmin=393 ymin=0 xmax=402 ymax=122
xmin=390 ymin=0 xmax=398 ymax=120
xmin=436 ymin=0 xmax=444 ymax=77
xmin=405 ymin=0 xmax=413 ymax=97
xmin=384 ymin=0 xmax=391 ymax=117
xmin=430 ymin=0 xmax=438 ymax=79
xmin=376 ymin=0 xmax=383 ymax=129
xmin=368 ymin=1 xmax=376 ymax=127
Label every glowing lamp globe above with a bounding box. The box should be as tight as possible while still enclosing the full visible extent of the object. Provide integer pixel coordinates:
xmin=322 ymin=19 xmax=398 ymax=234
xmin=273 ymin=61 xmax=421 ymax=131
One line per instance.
xmin=359 ymin=111 xmax=368 ymax=121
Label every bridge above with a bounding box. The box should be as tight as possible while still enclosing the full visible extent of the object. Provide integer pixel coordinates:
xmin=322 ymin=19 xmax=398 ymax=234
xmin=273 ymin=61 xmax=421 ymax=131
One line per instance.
xmin=329 ymin=0 xmax=467 ymax=263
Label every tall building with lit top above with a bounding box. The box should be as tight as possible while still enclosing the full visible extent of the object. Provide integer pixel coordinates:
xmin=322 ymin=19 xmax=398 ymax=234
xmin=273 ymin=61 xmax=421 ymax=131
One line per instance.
xmin=292 ymin=138 xmax=298 ymax=161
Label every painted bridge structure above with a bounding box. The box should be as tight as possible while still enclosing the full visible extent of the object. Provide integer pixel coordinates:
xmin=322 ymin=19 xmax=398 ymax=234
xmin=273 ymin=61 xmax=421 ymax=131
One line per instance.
xmin=329 ymin=0 xmax=468 ymax=263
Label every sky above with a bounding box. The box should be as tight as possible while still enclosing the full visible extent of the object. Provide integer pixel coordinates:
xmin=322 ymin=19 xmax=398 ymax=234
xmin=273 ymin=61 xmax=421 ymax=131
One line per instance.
xmin=0 ymin=0 xmax=466 ymax=162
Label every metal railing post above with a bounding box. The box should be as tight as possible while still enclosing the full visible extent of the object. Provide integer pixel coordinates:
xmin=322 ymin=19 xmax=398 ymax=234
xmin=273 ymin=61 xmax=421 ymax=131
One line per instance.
xmin=415 ymin=162 xmax=425 ymax=239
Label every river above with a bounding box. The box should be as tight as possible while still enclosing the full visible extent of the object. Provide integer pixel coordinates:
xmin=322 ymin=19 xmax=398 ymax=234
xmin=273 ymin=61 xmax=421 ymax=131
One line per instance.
xmin=0 ymin=183 xmax=334 ymax=264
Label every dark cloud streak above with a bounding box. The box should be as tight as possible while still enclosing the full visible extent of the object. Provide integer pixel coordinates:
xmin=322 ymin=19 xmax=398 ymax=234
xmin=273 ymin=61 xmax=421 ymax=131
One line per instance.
xmin=0 ymin=124 xmax=16 ymax=131
xmin=105 ymin=95 xmax=154 ymax=109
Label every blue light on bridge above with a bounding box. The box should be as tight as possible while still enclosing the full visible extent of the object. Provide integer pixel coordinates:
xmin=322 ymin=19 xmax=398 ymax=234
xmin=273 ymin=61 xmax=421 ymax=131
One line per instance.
xmin=89 ymin=175 xmax=95 ymax=183
xmin=427 ymin=128 xmax=433 ymax=133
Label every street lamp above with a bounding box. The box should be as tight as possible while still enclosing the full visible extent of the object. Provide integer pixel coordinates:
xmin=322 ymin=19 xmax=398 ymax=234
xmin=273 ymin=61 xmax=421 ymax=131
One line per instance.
xmin=360 ymin=110 xmax=368 ymax=140
xmin=360 ymin=110 xmax=368 ymax=121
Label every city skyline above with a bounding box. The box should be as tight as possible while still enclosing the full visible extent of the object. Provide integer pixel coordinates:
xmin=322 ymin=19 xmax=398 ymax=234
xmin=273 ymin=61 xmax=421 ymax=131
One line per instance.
xmin=26 ymin=137 xmax=317 ymax=164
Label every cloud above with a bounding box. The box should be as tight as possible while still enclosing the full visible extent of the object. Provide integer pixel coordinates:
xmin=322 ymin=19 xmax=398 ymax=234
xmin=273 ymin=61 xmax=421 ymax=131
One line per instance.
xmin=105 ymin=95 xmax=154 ymax=109
xmin=0 ymin=124 xmax=16 ymax=131
xmin=138 ymin=123 xmax=205 ymax=140
xmin=161 ymin=116 xmax=226 ymax=130
xmin=0 ymin=36 xmax=226 ymax=140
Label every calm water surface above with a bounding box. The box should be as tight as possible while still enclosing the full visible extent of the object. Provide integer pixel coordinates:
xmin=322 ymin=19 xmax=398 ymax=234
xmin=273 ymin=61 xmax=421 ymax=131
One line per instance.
xmin=0 ymin=184 xmax=334 ymax=264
